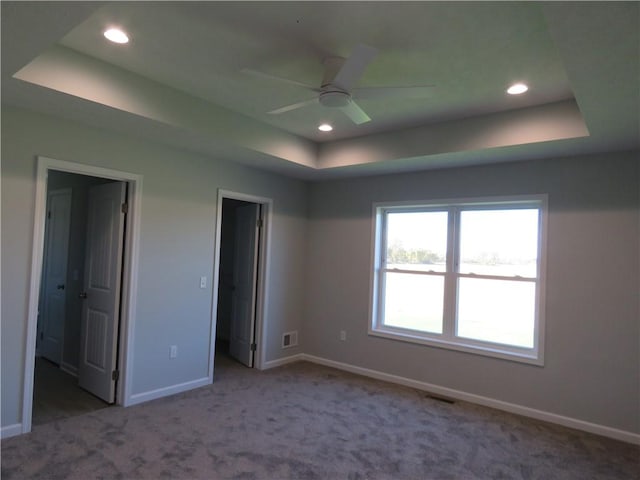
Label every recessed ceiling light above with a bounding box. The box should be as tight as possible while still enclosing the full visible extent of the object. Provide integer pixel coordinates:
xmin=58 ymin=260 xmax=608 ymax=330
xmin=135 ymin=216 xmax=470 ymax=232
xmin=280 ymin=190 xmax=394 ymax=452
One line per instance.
xmin=104 ymin=28 xmax=129 ymax=44
xmin=507 ymin=83 xmax=528 ymax=95
xmin=318 ymin=123 xmax=333 ymax=132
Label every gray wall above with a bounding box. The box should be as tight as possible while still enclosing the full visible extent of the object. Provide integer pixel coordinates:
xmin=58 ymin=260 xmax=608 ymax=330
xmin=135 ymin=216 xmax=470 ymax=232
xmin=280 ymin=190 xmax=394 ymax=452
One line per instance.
xmin=2 ymin=103 xmax=638 ymax=436
xmin=1 ymin=106 xmax=307 ymax=427
xmin=304 ymin=151 xmax=639 ymax=434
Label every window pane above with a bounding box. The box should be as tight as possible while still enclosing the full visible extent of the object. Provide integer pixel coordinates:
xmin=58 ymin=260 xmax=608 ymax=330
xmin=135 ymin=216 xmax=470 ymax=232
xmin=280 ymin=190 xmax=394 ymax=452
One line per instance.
xmin=386 ymin=211 xmax=448 ymax=272
xmin=457 ymin=278 xmax=535 ymax=348
xmin=459 ymin=209 xmax=539 ymax=277
xmin=383 ymin=272 xmax=443 ymax=333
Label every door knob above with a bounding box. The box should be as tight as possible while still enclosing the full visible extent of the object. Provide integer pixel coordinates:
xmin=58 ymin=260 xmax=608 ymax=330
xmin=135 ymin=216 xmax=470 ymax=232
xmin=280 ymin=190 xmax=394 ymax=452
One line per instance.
xmin=79 ymin=292 xmax=87 ymax=299
xmin=57 ymin=284 xmax=65 ymax=290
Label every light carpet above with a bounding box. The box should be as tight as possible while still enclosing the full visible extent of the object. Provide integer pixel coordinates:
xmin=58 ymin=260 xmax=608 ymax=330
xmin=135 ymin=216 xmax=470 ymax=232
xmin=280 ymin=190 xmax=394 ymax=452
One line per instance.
xmin=1 ymin=356 xmax=638 ymax=479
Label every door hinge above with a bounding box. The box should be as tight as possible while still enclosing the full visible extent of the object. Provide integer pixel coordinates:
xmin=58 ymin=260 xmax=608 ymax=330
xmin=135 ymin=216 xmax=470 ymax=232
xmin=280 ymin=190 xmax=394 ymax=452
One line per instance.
xmin=257 ymin=218 xmax=263 ymax=228
xmin=112 ymin=370 xmax=120 ymax=381
xmin=250 ymin=343 xmax=257 ymax=352
xmin=121 ymin=203 xmax=129 ymax=214
xmin=47 ymin=211 xmax=52 ymax=219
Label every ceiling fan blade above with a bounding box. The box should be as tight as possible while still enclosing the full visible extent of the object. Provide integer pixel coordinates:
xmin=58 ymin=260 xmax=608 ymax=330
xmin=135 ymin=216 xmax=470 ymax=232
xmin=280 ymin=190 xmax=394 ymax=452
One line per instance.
xmin=353 ymin=85 xmax=435 ymax=100
xmin=339 ymin=100 xmax=371 ymax=124
xmin=331 ymin=44 xmax=378 ymax=92
xmin=268 ymin=98 xmax=318 ymax=115
xmin=241 ymin=68 xmax=319 ymax=91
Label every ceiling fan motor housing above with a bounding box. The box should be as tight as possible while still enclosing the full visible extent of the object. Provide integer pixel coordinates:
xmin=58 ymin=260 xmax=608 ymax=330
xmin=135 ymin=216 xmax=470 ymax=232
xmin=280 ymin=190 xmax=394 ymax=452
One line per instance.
xmin=319 ymin=90 xmax=351 ymax=108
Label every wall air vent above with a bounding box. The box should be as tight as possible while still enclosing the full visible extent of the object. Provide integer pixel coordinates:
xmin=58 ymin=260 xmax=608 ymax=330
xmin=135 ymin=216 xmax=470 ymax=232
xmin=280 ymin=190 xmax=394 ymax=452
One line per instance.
xmin=282 ymin=331 xmax=298 ymax=349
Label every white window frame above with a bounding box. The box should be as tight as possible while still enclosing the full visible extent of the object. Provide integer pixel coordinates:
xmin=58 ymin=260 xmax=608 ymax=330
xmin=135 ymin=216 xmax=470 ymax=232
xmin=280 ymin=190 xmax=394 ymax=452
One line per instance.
xmin=369 ymin=195 xmax=548 ymax=366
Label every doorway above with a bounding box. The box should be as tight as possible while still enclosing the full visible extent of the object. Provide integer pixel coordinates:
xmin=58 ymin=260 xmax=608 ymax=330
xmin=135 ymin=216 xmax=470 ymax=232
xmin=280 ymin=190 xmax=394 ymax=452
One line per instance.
xmin=211 ymin=191 xmax=271 ymax=375
xmin=23 ymin=156 xmax=142 ymax=434
xmin=34 ymin=171 xmax=126 ymax=425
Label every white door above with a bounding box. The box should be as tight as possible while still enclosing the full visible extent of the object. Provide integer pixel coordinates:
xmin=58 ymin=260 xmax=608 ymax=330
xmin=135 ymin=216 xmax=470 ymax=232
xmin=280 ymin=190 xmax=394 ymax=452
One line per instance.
xmin=229 ymin=203 xmax=260 ymax=367
xmin=78 ymin=182 xmax=126 ymax=403
xmin=38 ymin=189 xmax=72 ymax=364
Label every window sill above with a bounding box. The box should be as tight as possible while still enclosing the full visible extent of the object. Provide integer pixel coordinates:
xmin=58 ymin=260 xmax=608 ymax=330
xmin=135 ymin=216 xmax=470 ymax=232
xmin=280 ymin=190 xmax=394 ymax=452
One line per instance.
xmin=369 ymin=327 xmax=544 ymax=366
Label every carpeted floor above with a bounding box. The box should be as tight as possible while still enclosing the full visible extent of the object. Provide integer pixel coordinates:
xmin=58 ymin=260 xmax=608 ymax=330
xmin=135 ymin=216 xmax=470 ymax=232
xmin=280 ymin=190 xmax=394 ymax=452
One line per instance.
xmin=1 ymin=356 xmax=638 ymax=479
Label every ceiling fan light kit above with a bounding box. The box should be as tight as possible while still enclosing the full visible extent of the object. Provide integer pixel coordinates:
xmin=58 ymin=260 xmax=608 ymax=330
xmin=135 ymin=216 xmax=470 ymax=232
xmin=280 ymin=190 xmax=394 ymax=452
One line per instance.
xmin=319 ymin=91 xmax=351 ymax=108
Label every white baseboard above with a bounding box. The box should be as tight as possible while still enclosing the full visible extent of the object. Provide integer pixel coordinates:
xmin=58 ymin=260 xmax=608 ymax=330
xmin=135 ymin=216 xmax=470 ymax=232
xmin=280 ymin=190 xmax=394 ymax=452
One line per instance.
xmin=261 ymin=353 xmax=304 ymax=370
xmin=300 ymin=354 xmax=640 ymax=445
xmin=126 ymin=376 xmax=210 ymax=407
xmin=126 ymin=354 xmax=302 ymax=405
xmin=1 ymin=423 xmax=23 ymax=439
xmin=60 ymin=362 xmax=78 ymax=377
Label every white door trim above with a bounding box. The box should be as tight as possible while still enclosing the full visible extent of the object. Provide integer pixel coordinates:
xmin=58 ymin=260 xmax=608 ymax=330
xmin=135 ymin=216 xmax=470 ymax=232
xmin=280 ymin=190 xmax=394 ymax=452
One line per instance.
xmin=210 ymin=189 xmax=272 ymax=377
xmin=23 ymin=156 xmax=143 ymax=434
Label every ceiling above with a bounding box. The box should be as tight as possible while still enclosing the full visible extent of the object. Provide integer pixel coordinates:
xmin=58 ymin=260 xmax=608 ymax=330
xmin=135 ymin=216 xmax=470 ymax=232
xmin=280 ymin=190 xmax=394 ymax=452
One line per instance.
xmin=2 ymin=2 xmax=638 ymax=180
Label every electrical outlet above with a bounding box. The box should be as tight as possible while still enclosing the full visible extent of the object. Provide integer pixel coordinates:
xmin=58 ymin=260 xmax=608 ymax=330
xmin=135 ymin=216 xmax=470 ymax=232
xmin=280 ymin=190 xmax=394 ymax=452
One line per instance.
xmin=340 ymin=330 xmax=347 ymax=341
xmin=200 ymin=276 xmax=207 ymax=289
xmin=170 ymin=345 xmax=178 ymax=358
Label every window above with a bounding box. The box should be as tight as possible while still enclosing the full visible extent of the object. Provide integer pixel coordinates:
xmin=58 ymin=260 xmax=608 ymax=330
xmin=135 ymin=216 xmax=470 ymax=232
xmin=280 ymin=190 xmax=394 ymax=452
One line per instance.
xmin=370 ymin=196 xmax=547 ymax=364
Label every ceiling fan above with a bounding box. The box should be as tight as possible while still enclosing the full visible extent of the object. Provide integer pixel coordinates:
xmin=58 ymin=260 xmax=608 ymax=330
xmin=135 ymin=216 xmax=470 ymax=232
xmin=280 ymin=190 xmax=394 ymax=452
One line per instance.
xmin=242 ymin=44 xmax=434 ymax=125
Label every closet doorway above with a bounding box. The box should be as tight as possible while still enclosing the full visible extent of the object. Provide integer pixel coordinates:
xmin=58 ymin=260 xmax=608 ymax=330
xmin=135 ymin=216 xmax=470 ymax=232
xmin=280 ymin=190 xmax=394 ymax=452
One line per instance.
xmin=211 ymin=191 xmax=271 ymax=376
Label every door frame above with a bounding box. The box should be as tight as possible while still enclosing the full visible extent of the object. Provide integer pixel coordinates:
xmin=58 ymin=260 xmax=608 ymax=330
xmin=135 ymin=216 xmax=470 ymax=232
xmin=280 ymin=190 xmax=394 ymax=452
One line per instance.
xmin=23 ymin=156 xmax=143 ymax=434
xmin=210 ymin=189 xmax=272 ymax=375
